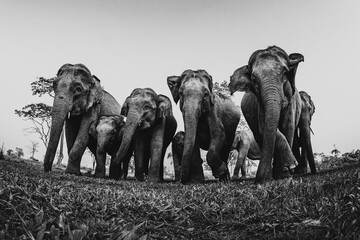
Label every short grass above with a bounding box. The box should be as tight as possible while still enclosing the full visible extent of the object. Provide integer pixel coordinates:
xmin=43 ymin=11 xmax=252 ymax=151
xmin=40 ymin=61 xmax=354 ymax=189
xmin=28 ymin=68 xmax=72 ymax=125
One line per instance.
xmin=0 ymin=156 xmax=359 ymax=240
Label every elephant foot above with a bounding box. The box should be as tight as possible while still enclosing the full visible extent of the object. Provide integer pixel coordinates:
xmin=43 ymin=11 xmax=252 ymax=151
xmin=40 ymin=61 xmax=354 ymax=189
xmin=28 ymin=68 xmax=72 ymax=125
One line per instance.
xmin=94 ymin=172 xmax=106 ymax=178
xmin=65 ymin=165 xmax=82 ymax=176
xmin=147 ymin=175 xmax=160 ymax=183
xmin=231 ymin=175 xmax=240 ymax=180
xmin=215 ymin=162 xmax=230 ymax=182
xmin=294 ymin=165 xmax=307 ymax=175
xmin=274 ymin=165 xmax=295 ymax=180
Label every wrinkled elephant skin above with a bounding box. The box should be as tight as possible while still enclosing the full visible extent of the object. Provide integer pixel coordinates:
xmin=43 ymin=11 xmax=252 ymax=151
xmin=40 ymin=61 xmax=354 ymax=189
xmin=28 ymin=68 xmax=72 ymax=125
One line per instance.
xmin=229 ymin=46 xmax=304 ymax=183
xmin=172 ymin=131 xmax=205 ymax=182
xmin=168 ymin=69 xmax=240 ymax=183
xmin=111 ymin=88 xmax=177 ymax=182
xmin=43 ymin=64 xmax=121 ymax=175
xmin=89 ymin=115 xmax=131 ymax=178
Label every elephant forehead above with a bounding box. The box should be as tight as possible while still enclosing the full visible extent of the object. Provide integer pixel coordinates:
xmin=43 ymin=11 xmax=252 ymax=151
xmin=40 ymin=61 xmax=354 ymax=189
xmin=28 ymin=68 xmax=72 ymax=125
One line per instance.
xmin=96 ymin=123 xmax=115 ymax=133
xmin=181 ymin=77 xmax=209 ymax=91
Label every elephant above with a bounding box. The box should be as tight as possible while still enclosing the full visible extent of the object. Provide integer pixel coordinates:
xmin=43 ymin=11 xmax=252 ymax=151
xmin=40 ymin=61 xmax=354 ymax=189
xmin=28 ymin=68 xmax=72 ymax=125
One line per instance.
xmin=167 ymin=69 xmax=241 ymax=183
xmin=231 ymin=130 xmax=260 ymax=180
xmin=293 ymin=91 xmax=316 ymax=174
xmin=43 ymin=64 xmax=121 ymax=175
xmin=171 ymin=131 xmax=205 ymax=182
xmin=110 ymin=88 xmax=177 ymax=182
xmin=89 ymin=115 xmax=133 ymax=178
xmin=229 ymin=46 xmax=304 ymax=183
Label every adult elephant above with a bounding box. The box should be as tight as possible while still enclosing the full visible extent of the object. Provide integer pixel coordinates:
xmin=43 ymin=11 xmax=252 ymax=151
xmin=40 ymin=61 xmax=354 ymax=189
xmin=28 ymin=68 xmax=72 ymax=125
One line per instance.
xmin=43 ymin=64 xmax=121 ymax=175
xmin=167 ymin=69 xmax=241 ymax=183
xmin=89 ymin=115 xmax=132 ymax=178
xmin=231 ymin=130 xmax=260 ymax=179
xmin=229 ymin=46 xmax=303 ymax=183
xmin=110 ymin=88 xmax=177 ymax=182
xmin=171 ymin=131 xmax=204 ymax=182
xmin=293 ymin=91 xmax=316 ymax=174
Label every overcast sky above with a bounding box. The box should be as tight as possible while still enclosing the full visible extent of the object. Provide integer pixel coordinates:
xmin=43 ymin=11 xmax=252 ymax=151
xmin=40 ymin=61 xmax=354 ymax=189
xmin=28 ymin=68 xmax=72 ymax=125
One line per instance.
xmin=0 ymin=0 xmax=359 ymax=165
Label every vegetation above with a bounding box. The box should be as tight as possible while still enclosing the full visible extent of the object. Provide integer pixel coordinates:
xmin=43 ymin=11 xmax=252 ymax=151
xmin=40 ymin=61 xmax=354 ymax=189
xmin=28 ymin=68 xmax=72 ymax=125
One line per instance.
xmin=0 ymin=154 xmax=359 ymax=239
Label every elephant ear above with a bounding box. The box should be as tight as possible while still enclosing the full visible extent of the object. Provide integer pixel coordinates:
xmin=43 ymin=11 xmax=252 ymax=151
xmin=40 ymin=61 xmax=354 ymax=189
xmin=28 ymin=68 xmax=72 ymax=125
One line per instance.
xmin=199 ymin=70 xmax=215 ymax=106
xmin=167 ymin=76 xmax=181 ymax=103
xmin=157 ymin=94 xmax=173 ymax=119
xmin=89 ymin=121 xmax=97 ymax=139
xmin=121 ymin=97 xmax=130 ymax=116
xmin=229 ymin=65 xmax=254 ymax=94
xmin=113 ymin=115 xmax=127 ymax=130
xmin=86 ymin=75 xmax=103 ymax=112
xmin=287 ymin=53 xmax=304 ymax=94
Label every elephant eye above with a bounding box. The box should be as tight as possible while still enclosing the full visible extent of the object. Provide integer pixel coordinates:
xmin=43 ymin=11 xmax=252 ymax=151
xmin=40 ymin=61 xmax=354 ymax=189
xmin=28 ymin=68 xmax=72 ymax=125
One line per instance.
xmin=74 ymin=86 xmax=83 ymax=94
xmin=143 ymin=105 xmax=152 ymax=111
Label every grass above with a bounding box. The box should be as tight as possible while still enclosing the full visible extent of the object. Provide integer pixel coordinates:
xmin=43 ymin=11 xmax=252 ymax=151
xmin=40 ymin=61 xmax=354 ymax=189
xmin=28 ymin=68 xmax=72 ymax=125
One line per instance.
xmin=0 ymin=156 xmax=359 ymax=240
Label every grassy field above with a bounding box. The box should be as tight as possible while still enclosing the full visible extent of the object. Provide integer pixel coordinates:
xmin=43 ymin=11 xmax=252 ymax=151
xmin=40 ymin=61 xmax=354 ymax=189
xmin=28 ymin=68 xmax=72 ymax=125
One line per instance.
xmin=0 ymin=156 xmax=359 ymax=240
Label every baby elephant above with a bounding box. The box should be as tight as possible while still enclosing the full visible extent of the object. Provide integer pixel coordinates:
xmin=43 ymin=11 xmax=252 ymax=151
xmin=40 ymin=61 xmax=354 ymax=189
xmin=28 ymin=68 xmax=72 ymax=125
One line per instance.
xmin=89 ymin=115 xmax=132 ymax=178
xmin=172 ymin=131 xmax=204 ymax=182
xmin=231 ymin=130 xmax=261 ymax=179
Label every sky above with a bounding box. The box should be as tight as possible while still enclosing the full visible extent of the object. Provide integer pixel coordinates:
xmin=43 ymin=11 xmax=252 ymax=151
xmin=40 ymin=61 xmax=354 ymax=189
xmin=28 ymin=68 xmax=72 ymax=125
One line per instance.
xmin=0 ymin=0 xmax=359 ymax=167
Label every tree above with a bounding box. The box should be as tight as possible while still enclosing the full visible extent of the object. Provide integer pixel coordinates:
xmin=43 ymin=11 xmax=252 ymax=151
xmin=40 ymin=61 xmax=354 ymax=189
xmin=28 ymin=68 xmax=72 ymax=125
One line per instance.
xmin=27 ymin=141 xmax=39 ymax=159
xmin=15 ymin=103 xmax=52 ymax=147
xmin=7 ymin=149 xmax=13 ymax=156
xmin=15 ymin=147 xmax=24 ymax=158
xmin=15 ymin=76 xmax=65 ymax=164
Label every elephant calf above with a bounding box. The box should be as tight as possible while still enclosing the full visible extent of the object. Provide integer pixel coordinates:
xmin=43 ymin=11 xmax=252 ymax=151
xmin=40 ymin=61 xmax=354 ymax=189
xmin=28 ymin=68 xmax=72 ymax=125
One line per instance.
xmin=231 ymin=130 xmax=260 ymax=179
xmin=172 ymin=131 xmax=205 ymax=182
xmin=89 ymin=115 xmax=132 ymax=178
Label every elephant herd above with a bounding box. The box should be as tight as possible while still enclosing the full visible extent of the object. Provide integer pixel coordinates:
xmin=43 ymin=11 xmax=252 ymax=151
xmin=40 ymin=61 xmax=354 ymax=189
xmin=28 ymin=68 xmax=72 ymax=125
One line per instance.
xmin=43 ymin=45 xmax=316 ymax=184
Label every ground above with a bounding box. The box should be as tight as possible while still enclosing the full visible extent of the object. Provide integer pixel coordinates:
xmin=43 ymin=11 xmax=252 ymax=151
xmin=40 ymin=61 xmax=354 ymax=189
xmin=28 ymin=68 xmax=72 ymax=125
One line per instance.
xmin=0 ymin=155 xmax=359 ymax=240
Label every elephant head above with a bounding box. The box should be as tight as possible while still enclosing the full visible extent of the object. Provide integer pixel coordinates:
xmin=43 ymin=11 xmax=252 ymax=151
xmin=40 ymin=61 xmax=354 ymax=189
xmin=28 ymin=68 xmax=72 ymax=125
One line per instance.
xmin=167 ymin=70 xmax=214 ymax=182
xmin=43 ymin=64 xmax=103 ymax=172
xmin=229 ymin=46 xmax=304 ymax=182
xmin=111 ymin=88 xmax=173 ymax=179
xmin=89 ymin=115 xmax=126 ymax=153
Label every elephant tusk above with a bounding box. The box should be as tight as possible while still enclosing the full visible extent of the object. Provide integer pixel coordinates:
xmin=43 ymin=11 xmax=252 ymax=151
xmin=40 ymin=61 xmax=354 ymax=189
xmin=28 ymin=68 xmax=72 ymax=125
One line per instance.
xmin=123 ymin=116 xmax=127 ymax=123
xmin=68 ymin=112 xmax=71 ymax=119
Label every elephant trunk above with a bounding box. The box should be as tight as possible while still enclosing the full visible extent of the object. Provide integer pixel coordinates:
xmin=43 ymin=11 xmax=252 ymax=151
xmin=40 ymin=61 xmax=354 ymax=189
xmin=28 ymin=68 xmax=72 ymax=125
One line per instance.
xmin=181 ymin=102 xmax=201 ymax=183
xmin=256 ymin=83 xmax=282 ymax=183
xmin=44 ymin=95 xmax=72 ymax=172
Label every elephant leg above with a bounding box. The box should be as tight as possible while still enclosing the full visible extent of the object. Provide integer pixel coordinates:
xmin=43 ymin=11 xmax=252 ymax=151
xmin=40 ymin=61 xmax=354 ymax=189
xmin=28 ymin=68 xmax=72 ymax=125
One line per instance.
xmin=65 ymin=118 xmax=80 ymax=155
xmin=219 ymin=144 xmax=232 ymax=181
xmin=207 ymin=133 xmax=227 ymax=180
xmin=234 ymin=142 xmax=250 ymax=179
xmin=119 ymin=142 xmax=134 ymax=180
xmin=134 ymin=131 xmax=150 ymax=181
xmin=160 ymin=116 xmax=177 ymax=181
xmin=189 ymin=144 xmax=204 ymax=183
xmin=66 ymin=112 xmax=98 ymax=175
xmin=273 ymin=129 xmax=298 ymax=179
xmin=172 ymin=143 xmax=182 ymax=182
xmin=148 ymin=118 xmax=166 ymax=182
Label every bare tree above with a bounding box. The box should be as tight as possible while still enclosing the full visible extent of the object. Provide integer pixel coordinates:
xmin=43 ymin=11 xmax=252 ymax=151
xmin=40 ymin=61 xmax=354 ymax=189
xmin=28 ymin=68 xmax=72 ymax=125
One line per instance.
xmin=27 ymin=141 xmax=39 ymax=159
xmin=15 ymin=103 xmax=52 ymax=148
